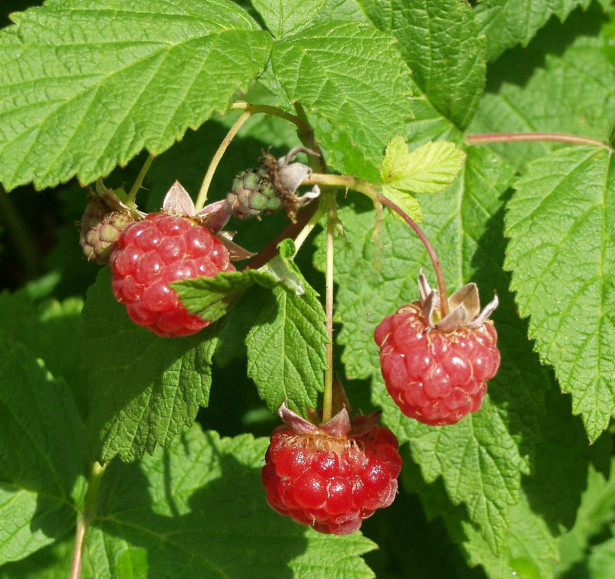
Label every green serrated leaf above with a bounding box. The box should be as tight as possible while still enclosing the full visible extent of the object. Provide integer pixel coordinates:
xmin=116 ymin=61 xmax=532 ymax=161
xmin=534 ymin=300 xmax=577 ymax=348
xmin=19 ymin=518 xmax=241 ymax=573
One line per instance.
xmin=380 ymin=185 xmax=423 ymax=222
xmin=246 ymin=284 xmax=328 ymax=413
xmin=173 ymin=269 xmax=277 ymax=325
xmin=474 ymin=0 xmax=594 ymax=61
xmin=504 ymin=145 xmax=615 ymax=442
xmin=251 ymin=0 xmax=326 ymax=37
xmin=271 ymin=20 xmax=412 ymax=180
xmin=81 ymin=268 xmax=223 ymax=462
xmin=461 ymin=490 xmax=559 ymax=579
xmin=470 ymin=6 xmax=615 ymax=170
xmin=87 ymin=425 xmax=376 ymax=578
xmin=360 ymin=0 xmax=487 ymax=130
xmin=0 ymin=0 xmax=271 ymax=190
xmin=0 ymin=331 xmax=86 ymax=565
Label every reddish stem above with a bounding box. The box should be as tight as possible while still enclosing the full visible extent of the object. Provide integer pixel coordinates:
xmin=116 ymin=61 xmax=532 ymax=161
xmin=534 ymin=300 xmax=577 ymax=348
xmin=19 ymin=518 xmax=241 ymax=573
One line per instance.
xmin=465 ymin=132 xmax=609 ymax=148
xmin=375 ymin=194 xmax=449 ymax=316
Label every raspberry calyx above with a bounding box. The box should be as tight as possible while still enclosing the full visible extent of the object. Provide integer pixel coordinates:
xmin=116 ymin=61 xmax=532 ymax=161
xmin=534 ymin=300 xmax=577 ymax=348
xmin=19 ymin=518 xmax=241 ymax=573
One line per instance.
xmin=374 ymin=273 xmax=500 ymax=426
xmin=261 ymin=403 xmax=402 ymax=535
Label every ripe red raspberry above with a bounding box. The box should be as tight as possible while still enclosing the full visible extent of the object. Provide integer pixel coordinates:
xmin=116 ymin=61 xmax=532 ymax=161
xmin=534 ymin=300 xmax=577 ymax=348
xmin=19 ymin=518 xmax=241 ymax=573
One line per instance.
xmin=374 ymin=274 xmax=500 ymax=426
xmin=261 ymin=404 xmax=402 ymax=535
xmin=110 ymin=212 xmax=235 ymax=337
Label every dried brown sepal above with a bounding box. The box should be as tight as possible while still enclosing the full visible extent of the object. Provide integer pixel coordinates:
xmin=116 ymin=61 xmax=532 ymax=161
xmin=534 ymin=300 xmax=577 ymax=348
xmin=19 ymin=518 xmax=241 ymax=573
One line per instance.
xmin=278 ymin=401 xmax=383 ymax=439
xmin=260 ymin=147 xmax=321 ymax=222
xmin=418 ymin=270 xmax=498 ymax=332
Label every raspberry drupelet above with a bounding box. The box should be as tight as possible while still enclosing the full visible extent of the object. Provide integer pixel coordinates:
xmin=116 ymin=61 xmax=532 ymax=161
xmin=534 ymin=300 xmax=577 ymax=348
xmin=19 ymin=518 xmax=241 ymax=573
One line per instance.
xmin=110 ymin=212 xmax=235 ymax=337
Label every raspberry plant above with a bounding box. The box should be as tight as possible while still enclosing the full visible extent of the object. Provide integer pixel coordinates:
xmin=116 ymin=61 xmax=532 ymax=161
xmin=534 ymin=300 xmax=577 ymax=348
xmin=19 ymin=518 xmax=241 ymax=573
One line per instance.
xmin=2 ymin=1 xmax=615 ymax=578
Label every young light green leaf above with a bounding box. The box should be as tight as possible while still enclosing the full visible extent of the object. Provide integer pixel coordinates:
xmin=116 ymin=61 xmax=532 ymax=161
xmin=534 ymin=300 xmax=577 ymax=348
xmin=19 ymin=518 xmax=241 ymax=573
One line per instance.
xmin=246 ymin=284 xmax=328 ymax=413
xmin=0 ymin=331 xmax=86 ymax=565
xmin=504 ymin=146 xmax=615 ymax=442
xmin=251 ymin=0 xmax=326 ymax=37
xmin=474 ymin=0 xmax=594 ymax=61
xmin=87 ymin=426 xmax=376 ymax=578
xmin=0 ymin=0 xmax=271 ymax=190
xmin=380 ymin=136 xmax=466 ymax=221
xmin=81 ymin=269 xmax=223 ymax=463
xmin=272 ymin=20 xmax=412 ymax=181
xmin=359 ymin=0 xmax=487 ymax=130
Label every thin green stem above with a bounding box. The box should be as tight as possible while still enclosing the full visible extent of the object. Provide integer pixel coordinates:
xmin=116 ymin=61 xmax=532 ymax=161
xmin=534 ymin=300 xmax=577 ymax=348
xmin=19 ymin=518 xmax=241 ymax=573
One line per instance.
xmin=230 ymin=101 xmax=311 ymax=135
xmin=321 ymin=191 xmax=337 ymax=423
xmin=293 ymin=201 xmax=326 ymax=253
xmin=126 ymin=153 xmax=155 ymax=204
xmin=195 ymin=111 xmax=252 ymax=212
xmin=70 ymin=462 xmax=108 ymax=579
xmin=303 ymin=173 xmax=449 ymax=315
xmin=465 ymin=132 xmax=610 ymax=149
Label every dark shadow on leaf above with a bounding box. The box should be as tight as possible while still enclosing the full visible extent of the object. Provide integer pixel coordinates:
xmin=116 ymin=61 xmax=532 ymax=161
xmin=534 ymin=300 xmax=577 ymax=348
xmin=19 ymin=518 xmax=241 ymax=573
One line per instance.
xmin=485 ymin=4 xmax=609 ymax=93
xmin=471 ymin=188 xmax=602 ymax=535
xmin=91 ymin=434 xmax=309 ymax=578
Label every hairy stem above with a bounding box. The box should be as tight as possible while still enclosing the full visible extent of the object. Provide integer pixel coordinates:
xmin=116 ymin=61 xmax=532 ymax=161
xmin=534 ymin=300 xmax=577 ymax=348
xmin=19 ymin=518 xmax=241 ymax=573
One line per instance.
xmin=195 ymin=111 xmax=252 ymax=212
xmin=126 ymin=153 xmax=155 ymax=204
xmin=70 ymin=462 xmax=108 ymax=579
xmin=322 ymin=192 xmax=337 ymax=423
xmin=465 ymin=132 xmax=610 ymax=149
xmin=303 ymin=173 xmax=449 ymax=315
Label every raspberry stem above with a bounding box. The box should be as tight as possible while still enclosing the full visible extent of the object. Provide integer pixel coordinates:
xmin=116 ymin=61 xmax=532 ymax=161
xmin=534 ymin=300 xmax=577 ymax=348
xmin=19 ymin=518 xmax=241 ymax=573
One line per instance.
xmin=465 ymin=132 xmax=611 ymax=149
xmin=126 ymin=153 xmax=155 ymax=204
xmin=195 ymin=111 xmax=252 ymax=212
xmin=231 ymin=101 xmax=312 ymax=136
xmin=70 ymin=461 xmax=108 ymax=579
xmin=302 ymin=173 xmax=450 ymax=317
xmin=322 ymin=191 xmax=338 ymax=423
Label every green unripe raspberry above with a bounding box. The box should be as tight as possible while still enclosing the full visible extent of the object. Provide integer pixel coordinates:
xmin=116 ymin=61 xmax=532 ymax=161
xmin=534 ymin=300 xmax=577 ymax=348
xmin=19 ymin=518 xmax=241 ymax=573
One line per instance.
xmin=227 ymin=167 xmax=281 ymax=219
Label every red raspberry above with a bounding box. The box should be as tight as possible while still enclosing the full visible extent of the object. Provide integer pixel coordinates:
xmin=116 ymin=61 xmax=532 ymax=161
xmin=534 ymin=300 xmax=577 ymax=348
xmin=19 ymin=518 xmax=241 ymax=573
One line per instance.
xmin=374 ymin=274 xmax=500 ymax=426
xmin=261 ymin=405 xmax=402 ymax=535
xmin=109 ymin=212 xmax=235 ymax=337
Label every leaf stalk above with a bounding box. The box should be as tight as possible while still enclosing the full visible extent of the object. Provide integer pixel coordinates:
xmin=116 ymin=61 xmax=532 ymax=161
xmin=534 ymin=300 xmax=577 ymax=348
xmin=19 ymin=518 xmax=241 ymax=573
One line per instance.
xmin=70 ymin=461 xmax=108 ymax=579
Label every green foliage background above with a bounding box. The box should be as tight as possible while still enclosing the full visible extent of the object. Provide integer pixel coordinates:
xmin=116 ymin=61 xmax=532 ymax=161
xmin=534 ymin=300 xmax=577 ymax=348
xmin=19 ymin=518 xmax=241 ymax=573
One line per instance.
xmin=1 ymin=0 xmax=615 ymax=577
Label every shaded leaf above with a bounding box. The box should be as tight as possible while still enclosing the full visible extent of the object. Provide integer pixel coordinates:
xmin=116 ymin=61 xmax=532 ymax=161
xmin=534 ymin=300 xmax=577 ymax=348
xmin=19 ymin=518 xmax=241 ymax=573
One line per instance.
xmin=88 ymin=426 xmax=376 ymax=578
xmin=81 ymin=268 xmax=223 ymax=462
xmin=0 ymin=331 xmax=86 ymax=565
xmin=474 ymin=0 xmax=595 ymax=61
